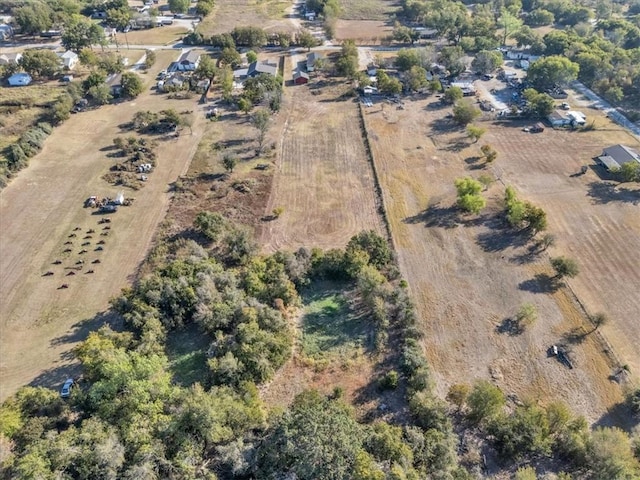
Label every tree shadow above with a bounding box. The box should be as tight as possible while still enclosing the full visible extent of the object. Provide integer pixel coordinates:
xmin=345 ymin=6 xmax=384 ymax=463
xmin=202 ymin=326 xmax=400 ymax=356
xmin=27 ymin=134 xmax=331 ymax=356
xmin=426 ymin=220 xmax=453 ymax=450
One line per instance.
xmin=30 ymin=311 xmax=121 ymax=390
xmin=476 ymin=223 xmax=533 ymax=253
xmin=586 ymin=181 xmax=640 ymax=205
xmin=430 ymin=117 xmax=459 ymax=133
xmin=594 ymin=401 xmax=639 ymax=430
xmin=404 ymin=203 xmax=460 ymax=229
xmin=518 ymin=273 xmax=558 ymax=293
xmin=560 ymin=326 xmax=589 ymax=345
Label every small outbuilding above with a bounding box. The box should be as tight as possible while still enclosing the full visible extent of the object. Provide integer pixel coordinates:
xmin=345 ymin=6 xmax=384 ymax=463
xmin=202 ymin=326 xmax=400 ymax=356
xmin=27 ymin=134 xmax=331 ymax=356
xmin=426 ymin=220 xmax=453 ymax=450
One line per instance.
xmin=7 ymin=72 xmax=32 ymax=86
xmin=547 ymin=110 xmax=571 ymax=127
xmin=293 ymin=70 xmax=309 ymax=85
xmin=57 ymin=50 xmax=79 ymax=70
xmin=0 ymin=52 xmax=22 ymax=66
xmin=307 ymin=52 xmax=322 ymax=72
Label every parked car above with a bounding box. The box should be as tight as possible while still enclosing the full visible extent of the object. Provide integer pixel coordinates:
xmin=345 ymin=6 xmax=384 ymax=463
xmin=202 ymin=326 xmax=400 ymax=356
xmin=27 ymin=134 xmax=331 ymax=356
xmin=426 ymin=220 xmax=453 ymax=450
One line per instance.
xmin=60 ymin=378 xmax=74 ymax=398
xmin=482 ymin=74 xmax=494 ymax=80
xmin=560 ymin=102 xmax=570 ymax=110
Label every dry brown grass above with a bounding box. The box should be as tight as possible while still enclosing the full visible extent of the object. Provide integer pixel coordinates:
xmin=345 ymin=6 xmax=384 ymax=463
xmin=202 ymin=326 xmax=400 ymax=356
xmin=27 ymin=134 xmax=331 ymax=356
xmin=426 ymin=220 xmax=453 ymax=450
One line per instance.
xmin=197 ymin=0 xmax=297 ymax=36
xmin=362 ymin=94 xmax=637 ymax=423
xmin=338 ymin=0 xmax=398 ymax=20
xmin=118 ymin=27 xmax=189 ymax=46
xmin=259 ymin=75 xmax=384 ymax=252
xmin=0 ymin=58 xmax=210 ymax=401
xmin=334 ymin=20 xmax=393 ymax=43
xmin=0 ymin=83 xmax=65 ymax=153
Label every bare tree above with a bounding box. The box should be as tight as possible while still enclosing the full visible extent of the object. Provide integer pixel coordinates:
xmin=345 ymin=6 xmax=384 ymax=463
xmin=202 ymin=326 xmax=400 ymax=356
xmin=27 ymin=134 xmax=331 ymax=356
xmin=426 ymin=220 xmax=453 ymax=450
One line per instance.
xmin=252 ymin=108 xmax=271 ymax=154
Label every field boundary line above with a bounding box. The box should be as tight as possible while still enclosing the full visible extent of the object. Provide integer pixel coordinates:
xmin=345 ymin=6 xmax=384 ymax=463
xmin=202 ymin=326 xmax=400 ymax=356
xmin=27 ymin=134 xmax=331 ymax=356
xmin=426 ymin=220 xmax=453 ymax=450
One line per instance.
xmin=356 ymin=102 xmax=394 ymax=247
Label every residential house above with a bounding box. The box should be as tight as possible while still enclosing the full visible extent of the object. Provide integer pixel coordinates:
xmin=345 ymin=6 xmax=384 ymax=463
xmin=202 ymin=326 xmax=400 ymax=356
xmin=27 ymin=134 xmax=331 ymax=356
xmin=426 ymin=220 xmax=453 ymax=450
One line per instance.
xmin=450 ymin=81 xmax=476 ymax=96
xmin=105 ymin=73 xmax=123 ymax=96
xmin=57 ymin=50 xmax=79 ymax=70
xmin=547 ymin=110 xmax=571 ymax=127
xmin=307 ymin=52 xmax=322 ymax=72
xmin=597 ymin=145 xmax=640 ymax=171
xmin=366 ymin=64 xmax=377 ymax=76
xmin=168 ymin=50 xmax=201 ymax=72
xmin=0 ymin=52 xmax=22 ymax=66
xmin=247 ymin=60 xmax=278 ymax=78
xmin=293 ymin=70 xmax=309 ymax=85
xmin=7 ymin=72 xmax=32 ymax=86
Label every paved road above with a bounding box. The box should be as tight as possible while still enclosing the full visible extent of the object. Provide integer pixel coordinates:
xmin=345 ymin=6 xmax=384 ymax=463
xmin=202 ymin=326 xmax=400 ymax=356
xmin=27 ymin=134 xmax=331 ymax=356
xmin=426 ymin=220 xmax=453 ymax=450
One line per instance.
xmin=571 ymin=81 xmax=640 ymax=139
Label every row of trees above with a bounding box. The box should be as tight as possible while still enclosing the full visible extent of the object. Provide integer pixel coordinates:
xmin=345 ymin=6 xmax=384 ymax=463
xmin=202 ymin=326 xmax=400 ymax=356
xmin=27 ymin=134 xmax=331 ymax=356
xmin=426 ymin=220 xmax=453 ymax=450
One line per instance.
xmin=185 ymin=27 xmax=317 ymax=50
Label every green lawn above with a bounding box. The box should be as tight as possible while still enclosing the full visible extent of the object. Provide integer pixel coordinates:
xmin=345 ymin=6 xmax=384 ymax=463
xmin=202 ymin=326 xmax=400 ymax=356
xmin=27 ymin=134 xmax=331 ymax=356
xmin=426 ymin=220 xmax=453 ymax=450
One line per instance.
xmin=301 ymin=282 xmax=370 ymax=360
xmin=166 ymin=324 xmax=211 ymax=387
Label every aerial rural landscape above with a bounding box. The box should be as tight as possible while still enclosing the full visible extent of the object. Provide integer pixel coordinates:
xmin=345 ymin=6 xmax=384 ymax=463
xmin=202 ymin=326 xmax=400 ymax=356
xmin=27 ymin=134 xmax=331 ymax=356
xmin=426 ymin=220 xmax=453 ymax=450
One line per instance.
xmin=0 ymin=0 xmax=639 ymax=477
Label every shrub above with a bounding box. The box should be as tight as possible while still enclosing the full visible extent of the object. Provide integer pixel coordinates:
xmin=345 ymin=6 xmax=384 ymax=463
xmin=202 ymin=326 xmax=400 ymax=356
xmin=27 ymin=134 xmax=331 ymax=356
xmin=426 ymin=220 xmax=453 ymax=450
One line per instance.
xmin=379 ymin=370 xmax=399 ymax=390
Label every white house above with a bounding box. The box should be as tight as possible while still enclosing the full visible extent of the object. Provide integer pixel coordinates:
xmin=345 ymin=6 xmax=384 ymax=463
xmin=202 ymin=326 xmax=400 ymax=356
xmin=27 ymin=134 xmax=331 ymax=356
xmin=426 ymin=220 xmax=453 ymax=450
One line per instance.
xmin=57 ymin=50 xmax=79 ymax=70
xmin=8 ymin=72 xmax=32 ymax=86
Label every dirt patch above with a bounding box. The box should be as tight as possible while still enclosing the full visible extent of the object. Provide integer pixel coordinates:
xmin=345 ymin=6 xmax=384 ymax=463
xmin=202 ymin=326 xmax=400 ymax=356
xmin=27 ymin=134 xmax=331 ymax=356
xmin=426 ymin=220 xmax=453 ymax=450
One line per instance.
xmin=260 ymin=80 xmax=384 ymax=252
xmin=0 ymin=59 xmax=210 ymax=401
xmin=334 ymin=20 xmax=393 ymax=43
xmin=362 ymin=95 xmax=635 ymax=424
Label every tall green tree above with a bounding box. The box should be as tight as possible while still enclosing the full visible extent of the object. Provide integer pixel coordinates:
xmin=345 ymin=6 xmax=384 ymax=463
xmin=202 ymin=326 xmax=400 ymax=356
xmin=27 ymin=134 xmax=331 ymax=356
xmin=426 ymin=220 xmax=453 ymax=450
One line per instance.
xmin=19 ymin=50 xmax=60 ymax=78
xmin=168 ymin=0 xmax=190 ymax=13
xmin=14 ymin=3 xmax=53 ymax=36
xmin=121 ymin=72 xmax=144 ymax=98
xmin=256 ymin=390 xmax=364 ymax=480
xmin=527 ymin=56 xmax=579 ymax=90
xmin=62 ymin=15 xmax=107 ymax=53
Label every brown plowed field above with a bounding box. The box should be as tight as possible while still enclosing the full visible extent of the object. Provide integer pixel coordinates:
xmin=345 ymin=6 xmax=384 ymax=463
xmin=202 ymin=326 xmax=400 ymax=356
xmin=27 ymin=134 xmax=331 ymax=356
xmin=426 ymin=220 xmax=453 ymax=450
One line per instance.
xmin=363 ymin=97 xmax=638 ymax=423
xmin=0 ymin=72 xmax=207 ymax=401
xmin=260 ymin=82 xmax=384 ymax=252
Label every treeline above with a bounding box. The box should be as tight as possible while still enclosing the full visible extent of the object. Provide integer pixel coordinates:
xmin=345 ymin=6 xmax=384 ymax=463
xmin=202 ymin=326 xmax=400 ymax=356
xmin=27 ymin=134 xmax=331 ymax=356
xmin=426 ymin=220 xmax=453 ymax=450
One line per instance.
xmin=2 ymin=215 xmax=639 ymax=478
xmin=185 ymin=26 xmax=317 ymax=50
xmin=0 ymin=218 xmax=467 ymax=478
xmin=394 ymin=0 xmax=640 ymax=111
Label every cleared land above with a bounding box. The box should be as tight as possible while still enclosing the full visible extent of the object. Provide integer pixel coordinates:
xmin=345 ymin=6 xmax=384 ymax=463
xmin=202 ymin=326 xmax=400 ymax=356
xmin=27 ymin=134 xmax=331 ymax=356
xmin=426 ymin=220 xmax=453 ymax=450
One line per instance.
xmin=334 ymin=20 xmax=393 ymax=43
xmin=338 ymin=0 xmax=398 ymax=20
xmin=362 ymin=96 xmax=638 ymax=423
xmin=0 ymin=58 xmax=208 ymax=401
xmin=197 ymin=0 xmax=298 ymax=36
xmin=260 ymin=78 xmax=384 ymax=251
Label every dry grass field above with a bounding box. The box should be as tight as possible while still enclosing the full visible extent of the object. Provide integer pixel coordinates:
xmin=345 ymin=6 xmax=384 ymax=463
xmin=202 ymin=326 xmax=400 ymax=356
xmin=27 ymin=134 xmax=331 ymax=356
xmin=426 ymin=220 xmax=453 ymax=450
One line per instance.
xmin=197 ymin=0 xmax=297 ymax=36
xmin=0 ymin=83 xmax=65 ymax=155
xmin=118 ymin=27 xmax=189 ymax=46
xmin=361 ymin=96 xmax=638 ymax=423
xmin=0 ymin=60 xmax=209 ymax=401
xmin=334 ymin=20 xmax=393 ymax=43
xmin=338 ymin=0 xmax=398 ymax=20
xmin=260 ymin=79 xmax=384 ymax=252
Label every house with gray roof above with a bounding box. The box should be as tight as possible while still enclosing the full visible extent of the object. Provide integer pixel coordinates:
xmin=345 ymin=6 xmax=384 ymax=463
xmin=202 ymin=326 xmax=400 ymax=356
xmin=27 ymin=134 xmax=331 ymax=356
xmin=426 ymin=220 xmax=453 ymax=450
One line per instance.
xmin=597 ymin=144 xmax=640 ymax=171
xmin=247 ymin=60 xmax=278 ymax=78
xmin=168 ymin=50 xmax=201 ymax=72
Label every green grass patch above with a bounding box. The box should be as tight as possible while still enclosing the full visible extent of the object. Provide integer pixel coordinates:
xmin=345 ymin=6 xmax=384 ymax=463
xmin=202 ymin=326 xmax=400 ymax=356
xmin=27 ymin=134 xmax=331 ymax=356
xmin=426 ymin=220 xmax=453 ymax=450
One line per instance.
xmin=338 ymin=0 xmax=398 ymax=20
xmin=301 ymin=282 xmax=370 ymax=360
xmin=166 ymin=324 xmax=211 ymax=387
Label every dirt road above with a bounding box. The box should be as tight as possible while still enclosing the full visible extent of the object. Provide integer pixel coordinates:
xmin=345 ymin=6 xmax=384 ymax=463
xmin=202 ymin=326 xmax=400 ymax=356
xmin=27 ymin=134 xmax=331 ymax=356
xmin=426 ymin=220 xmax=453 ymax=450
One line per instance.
xmin=0 ymin=96 xmax=206 ymax=401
